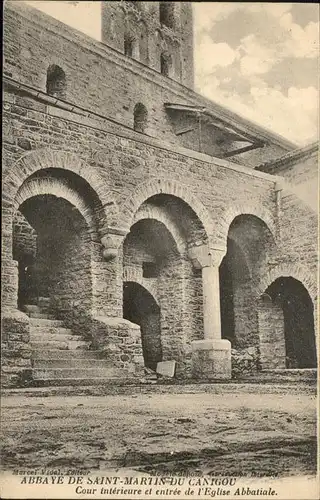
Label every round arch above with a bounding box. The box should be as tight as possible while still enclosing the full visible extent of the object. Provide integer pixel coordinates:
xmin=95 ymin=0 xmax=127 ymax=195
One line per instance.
xmin=132 ymin=203 xmax=187 ymax=254
xmin=123 ymin=266 xmax=159 ymax=305
xmin=257 ymin=263 xmax=317 ymax=302
xmin=3 ymin=148 xmax=111 ymax=225
xmin=15 ymin=177 xmax=96 ymax=233
xmin=219 ymin=203 xmax=277 ymax=247
xmin=120 ymin=178 xmax=214 ymax=245
xmin=259 ymin=275 xmax=317 ymax=369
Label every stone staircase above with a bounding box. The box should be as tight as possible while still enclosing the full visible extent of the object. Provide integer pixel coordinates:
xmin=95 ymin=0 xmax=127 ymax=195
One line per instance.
xmin=24 ymin=299 xmax=125 ymax=386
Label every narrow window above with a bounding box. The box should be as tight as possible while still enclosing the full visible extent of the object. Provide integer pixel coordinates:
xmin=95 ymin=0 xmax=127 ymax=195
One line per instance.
xmin=159 ymin=2 xmax=175 ymax=29
xmin=46 ymin=65 xmax=66 ymax=99
xmin=124 ymin=34 xmax=134 ymax=57
xmin=133 ymin=103 xmax=148 ymax=133
xmin=160 ymin=52 xmax=172 ymax=77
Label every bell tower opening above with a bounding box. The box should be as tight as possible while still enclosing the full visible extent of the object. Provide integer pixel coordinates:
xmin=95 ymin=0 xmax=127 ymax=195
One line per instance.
xmin=101 ymin=1 xmax=194 ymax=88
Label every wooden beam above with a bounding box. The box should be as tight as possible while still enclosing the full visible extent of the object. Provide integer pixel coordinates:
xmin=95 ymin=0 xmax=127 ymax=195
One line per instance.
xmin=222 ymin=142 xmax=264 ymax=158
xmin=175 ymin=126 xmax=196 ymax=136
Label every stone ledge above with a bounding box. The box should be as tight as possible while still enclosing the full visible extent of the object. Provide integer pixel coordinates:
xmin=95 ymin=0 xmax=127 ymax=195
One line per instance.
xmin=192 ymin=339 xmax=231 ymax=351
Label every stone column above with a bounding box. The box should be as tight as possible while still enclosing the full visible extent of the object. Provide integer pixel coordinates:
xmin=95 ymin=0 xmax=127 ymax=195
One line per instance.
xmin=95 ymin=227 xmax=128 ymax=317
xmin=188 ymin=244 xmax=231 ymax=379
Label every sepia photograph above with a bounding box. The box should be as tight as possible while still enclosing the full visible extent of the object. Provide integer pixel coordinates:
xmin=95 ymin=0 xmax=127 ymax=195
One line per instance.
xmin=1 ymin=1 xmax=319 ymax=499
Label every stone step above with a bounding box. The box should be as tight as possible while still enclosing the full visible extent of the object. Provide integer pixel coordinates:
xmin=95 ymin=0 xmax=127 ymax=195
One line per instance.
xmin=32 ymin=349 xmax=102 ymax=359
xmin=30 ymin=333 xmax=84 ymax=343
xmin=37 ymin=297 xmax=50 ymax=308
xmin=29 ymin=318 xmax=65 ymax=327
xmin=32 ymin=358 xmax=113 ymax=369
xmin=32 ymin=367 xmax=123 ymax=380
xmin=28 ymin=377 xmax=136 ymax=387
xmin=28 ymin=312 xmax=56 ymax=319
xmin=31 ymin=339 xmax=89 ymax=350
xmin=30 ymin=326 xmax=73 ymax=336
xmin=24 ymin=304 xmax=41 ymax=313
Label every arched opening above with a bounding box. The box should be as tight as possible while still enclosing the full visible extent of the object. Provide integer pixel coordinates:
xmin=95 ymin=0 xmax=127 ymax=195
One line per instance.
xmin=159 ymin=2 xmax=175 ymax=29
xmin=123 ymin=193 xmax=208 ymax=377
xmin=133 ymin=103 xmax=148 ymax=133
xmin=124 ymin=33 xmax=138 ymax=58
xmin=220 ymin=214 xmax=275 ymax=350
xmin=262 ymin=277 xmax=317 ymax=369
xmin=123 ymin=281 xmax=161 ymax=370
xmin=160 ymin=51 xmax=172 ymax=77
xmin=12 ymin=168 xmax=102 ymax=323
xmin=46 ymin=65 xmax=67 ymax=99
xmin=123 ymin=218 xmax=178 ymax=370
xmin=13 ymin=195 xmax=92 ymax=320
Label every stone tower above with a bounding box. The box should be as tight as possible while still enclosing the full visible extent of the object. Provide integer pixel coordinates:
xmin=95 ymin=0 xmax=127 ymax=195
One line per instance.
xmin=101 ymin=1 xmax=194 ymax=88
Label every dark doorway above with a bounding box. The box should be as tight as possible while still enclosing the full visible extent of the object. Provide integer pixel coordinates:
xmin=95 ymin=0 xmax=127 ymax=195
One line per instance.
xmin=265 ymin=277 xmax=317 ymax=368
xmin=123 ymin=281 xmax=162 ymax=370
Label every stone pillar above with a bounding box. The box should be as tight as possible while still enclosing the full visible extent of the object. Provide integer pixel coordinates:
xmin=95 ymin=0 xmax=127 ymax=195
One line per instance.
xmin=90 ymin=227 xmax=145 ymax=377
xmin=95 ymin=227 xmax=127 ymax=317
xmin=188 ymin=244 xmax=231 ymax=379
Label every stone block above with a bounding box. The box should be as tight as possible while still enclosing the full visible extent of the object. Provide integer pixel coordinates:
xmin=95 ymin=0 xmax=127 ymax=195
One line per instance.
xmin=156 ymin=360 xmax=176 ymax=378
xmin=191 ymin=339 xmax=231 ymax=380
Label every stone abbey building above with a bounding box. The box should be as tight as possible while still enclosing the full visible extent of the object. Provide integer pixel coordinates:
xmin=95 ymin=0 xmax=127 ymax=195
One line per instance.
xmin=2 ymin=1 xmax=318 ymax=387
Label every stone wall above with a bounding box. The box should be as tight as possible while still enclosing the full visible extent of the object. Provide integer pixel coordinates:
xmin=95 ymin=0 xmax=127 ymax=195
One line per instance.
xmin=12 ymin=210 xmax=37 ymax=261
xmin=1 ymin=309 xmax=31 ymax=387
xmin=48 ymin=223 xmax=93 ymax=333
xmin=4 ymin=2 xmax=292 ymax=167
xmin=2 ymin=93 xmax=277 ymax=246
xmin=89 ymin=316 xmax=144 ymax=376
xmin=257 ymin=296 xmax=286 ymax=370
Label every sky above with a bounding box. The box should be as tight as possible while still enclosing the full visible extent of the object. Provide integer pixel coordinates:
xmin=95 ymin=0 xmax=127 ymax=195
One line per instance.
xmin=24 ymin=1 xmax=319 ymax=145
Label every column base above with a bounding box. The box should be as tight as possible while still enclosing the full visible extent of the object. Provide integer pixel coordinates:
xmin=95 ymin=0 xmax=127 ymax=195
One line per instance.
xmin=191 ymin=339 xmax=231 ymax=380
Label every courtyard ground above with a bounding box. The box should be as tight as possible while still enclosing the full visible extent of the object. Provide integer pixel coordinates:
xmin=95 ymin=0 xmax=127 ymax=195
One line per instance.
xmin=0 ymin=383 xmax=317 ymax=477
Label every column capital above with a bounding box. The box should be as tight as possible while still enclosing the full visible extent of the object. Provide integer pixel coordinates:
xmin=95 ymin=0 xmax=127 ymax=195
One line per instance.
xmin=101 ymin=228 xmax=127 ymax=260
xmin=188 ymin=244 xmax=226 ymax=269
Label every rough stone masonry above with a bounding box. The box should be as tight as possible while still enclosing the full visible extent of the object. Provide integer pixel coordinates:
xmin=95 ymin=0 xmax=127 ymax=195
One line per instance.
xmin=2 ymin=1 xmax=318 ymax=387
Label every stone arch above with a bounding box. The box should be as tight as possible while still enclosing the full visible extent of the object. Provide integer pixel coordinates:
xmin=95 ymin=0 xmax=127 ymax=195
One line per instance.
xmin=123 ymin=267 xmax=159 ymax=305
xmin=258 ymin=274 xmax=317 ymax=369
xmin=257 ymin=263 xmax=317 ymax=302
xmin=121 ymin=178 xmax=214 ymax=245
xmin=15 ymin=177 xmax=96 ymax=233
xmin=218 ymin=203 xmax=277 ymax=248
xmin=2 ymin=149 xmax=111 ymax=310
xmin=133 ymin=203 xmax=186 ymax=254
xmin=3 ymin=148 xmax=111 ymax=226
